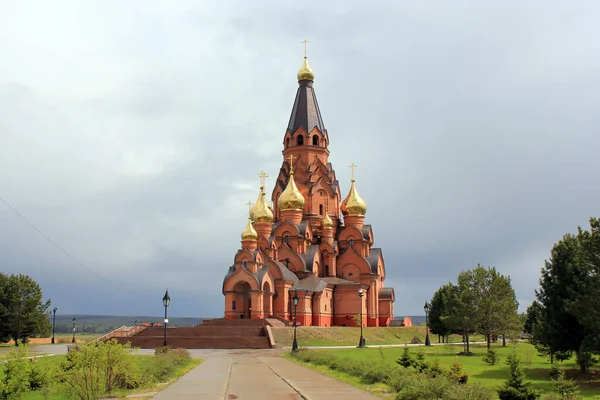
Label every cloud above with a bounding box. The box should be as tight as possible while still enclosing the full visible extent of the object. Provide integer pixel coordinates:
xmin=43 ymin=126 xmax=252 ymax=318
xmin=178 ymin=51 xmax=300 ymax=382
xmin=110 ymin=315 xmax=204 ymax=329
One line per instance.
xmin=1 ymin=0 xmax=599 ymax=317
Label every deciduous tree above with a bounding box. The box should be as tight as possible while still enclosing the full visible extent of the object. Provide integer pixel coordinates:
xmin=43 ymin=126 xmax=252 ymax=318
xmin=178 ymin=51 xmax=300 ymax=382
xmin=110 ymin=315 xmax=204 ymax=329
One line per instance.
xmin=0 ymin=274 xmax=51 ymax=345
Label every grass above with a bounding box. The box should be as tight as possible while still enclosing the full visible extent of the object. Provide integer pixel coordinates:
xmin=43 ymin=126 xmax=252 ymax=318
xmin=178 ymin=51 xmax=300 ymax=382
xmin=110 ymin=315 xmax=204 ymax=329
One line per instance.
xmin=0 ymin=352 xmax=201 ymax=399
xmin=292 ymin=342 xmax=600 ymax=399
xmin=271 ymin=326 xmax=485 ymax=347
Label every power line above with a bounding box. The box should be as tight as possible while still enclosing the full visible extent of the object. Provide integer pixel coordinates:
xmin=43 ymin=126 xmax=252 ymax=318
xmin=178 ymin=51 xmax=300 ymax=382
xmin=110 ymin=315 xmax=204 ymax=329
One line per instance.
xmin=0 ymin=195 xmax=110 ymax=283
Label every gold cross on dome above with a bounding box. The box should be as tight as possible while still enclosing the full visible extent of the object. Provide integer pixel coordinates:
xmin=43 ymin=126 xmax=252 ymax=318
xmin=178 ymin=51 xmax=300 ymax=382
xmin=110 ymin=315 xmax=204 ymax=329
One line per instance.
xmin=258 ymin=171 xmax=269 ymax=188
xmin=246 ymin=201 xmax=253 ymax=213
xmin=349 ymin=163 xmax=358 ymax=181
xmin=287 ymin=154 xmax=296 ymax=172
xmin=301 ymin=39 xmax=310 ymax=58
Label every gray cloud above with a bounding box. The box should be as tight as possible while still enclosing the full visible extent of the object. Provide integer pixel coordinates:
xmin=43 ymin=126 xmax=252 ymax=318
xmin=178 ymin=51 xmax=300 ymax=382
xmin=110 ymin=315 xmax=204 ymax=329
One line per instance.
xmin=1 ymin=0 xmax=599 ymax=317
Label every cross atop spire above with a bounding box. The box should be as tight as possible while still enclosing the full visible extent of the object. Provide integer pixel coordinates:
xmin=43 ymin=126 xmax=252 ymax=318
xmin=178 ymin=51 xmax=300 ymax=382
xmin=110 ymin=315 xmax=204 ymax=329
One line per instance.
xmin=258 ymin=171 xmax=269 ymax=188
xmin=245 ymin=201 xmax=253 ymax=213
xmin=301 ymin=39 xmax=310 ymax=58
xmin=287 ymin=154 xmax=296 ymax=172
xmin=349 ymin=163 xmax=358 ymax=181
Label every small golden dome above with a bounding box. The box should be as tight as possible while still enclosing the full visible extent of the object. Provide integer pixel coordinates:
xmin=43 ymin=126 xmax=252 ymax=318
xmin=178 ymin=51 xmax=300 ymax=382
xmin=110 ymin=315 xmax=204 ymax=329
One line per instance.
xmin=241 ymin=218 xmax=258 ymax=240
xmin=321 ymin=212 xmax=334 ymax=228
xmin=297 ymin=57 xmax=315 ymax=81
xmin=341 ymin=180 xmax=367 ymax=216
xmin=250 ymin=188 xmax=274 ymax=223
xmin=278 ymin=170 xmax=305 ymax=211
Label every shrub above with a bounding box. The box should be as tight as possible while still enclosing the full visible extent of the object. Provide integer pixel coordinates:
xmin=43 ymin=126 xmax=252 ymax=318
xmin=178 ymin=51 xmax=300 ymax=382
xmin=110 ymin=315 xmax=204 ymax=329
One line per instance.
xmin=396 ymin=346 xmax=413 ymax=368
xmin=550 ymin=368 xmax=581 ymax=400
xmin=447 ymin=361 xmax=469 ymax=384
xmin=483 ymin=348 xmax=498 ymax=365
xmin=1 ymin=346 xmax=33 ymax=399
xmin=497 ymin=350 xmax=541 ymax=400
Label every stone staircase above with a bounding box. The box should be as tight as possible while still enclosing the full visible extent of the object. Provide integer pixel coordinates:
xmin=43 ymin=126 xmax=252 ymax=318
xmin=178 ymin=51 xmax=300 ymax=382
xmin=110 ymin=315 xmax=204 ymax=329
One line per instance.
xmin=265 ymin=317 xmax=288 ymax=327
xmin=111 ymin=318 xmax=273 ymax=349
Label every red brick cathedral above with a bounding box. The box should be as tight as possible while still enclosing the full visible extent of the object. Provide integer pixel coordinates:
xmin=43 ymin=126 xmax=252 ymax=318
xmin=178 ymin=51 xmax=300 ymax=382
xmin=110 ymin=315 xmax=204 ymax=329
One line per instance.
xmin=222 ymin=54 xmax=395 ymax=327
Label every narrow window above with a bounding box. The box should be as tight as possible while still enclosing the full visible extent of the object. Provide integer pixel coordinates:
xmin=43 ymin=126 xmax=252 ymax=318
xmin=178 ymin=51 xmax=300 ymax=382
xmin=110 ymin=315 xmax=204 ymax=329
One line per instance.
xmin=325 ymin=265 xmax=329 ymax=276
xmin=312 ymin=135 xmax=319 ymax=145
xmin=284 ymin=236 xmax=290 ymax=244
xmin=232 ymin=301 xmax=237 ymax=310
xmin=319 ymin=204 xmax=324 ymax=215
xmin=349 ymin=239 xmax=354 ymax=247
xmin=297 ymin=135 xmax=304 ymax=146
xmin=286 ymin=138 xmax=290 ymax=148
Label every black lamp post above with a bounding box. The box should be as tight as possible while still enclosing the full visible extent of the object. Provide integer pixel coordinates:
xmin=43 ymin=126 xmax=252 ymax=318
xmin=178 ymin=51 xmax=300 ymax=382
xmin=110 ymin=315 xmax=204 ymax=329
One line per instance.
xmin=51 ymin=307 xmax=57 ymax=344
xmin=358 ymin=288 xmax=365 ymax=348
xmin=16 ymin=294 xmax=24 ymax=347
xmin=162 ymin=289 xmax=170 ymax=347
xmin=72 ymin=317 xmax=76 ymax=343
xmin=291 ymin=291 xmax=299 ymax=353
xmin=424 ymin=301 xmax=431 ymax=346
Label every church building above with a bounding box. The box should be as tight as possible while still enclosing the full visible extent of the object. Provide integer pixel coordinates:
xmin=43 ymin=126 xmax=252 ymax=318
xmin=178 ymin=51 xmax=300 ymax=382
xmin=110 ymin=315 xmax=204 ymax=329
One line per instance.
xmin=222 ymin=53 xmax=395 ymax=327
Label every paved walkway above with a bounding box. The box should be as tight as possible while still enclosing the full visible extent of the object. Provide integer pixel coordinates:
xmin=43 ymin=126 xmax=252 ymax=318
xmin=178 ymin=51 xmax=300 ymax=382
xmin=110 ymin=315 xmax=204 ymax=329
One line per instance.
xmin=150 ymin=349 xmax=380 ymax=400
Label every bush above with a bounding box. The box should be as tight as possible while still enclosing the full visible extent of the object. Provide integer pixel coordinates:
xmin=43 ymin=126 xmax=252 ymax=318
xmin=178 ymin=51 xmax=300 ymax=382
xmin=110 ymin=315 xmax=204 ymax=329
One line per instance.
xmin=397 ymin=346 xmax=413 ymax=368
xmin=447 ymin=361 xmax=469 ymax=384
xmin=1 ymin=346 xmax=33 ymax=399
xmin=550 ymin=368 xmax=581 ymax=400
xmin=497 ymin=350 xmax=541 ymax=400
xmin=483 ymin=348 xmax=498 ymax=365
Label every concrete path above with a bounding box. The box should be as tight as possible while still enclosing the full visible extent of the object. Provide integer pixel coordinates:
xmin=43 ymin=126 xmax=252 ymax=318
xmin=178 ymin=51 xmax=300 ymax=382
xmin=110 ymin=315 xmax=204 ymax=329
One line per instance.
xmin=150 ymin=349 xmax=380 ymax=400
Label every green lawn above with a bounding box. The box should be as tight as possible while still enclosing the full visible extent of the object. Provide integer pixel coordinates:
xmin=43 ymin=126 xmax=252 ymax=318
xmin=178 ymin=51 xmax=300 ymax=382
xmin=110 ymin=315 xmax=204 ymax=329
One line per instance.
xmin=271 ymin=326 xmax=485 ymax=347
xmin=296 ymin=343 xmax=600 ymax=399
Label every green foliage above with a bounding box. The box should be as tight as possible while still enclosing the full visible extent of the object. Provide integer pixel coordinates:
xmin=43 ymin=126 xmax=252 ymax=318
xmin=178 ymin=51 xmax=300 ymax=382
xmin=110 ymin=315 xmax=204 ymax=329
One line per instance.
xmin=447 ymin=361 xmax=469 ymax=384
xmin=550 ymin=368 xmax=581 ymax=400
xmin=429 ymin=283 xmax=455 ymax=337
xmin=294 ymin=349 xmax=492 ymax=399
xmin=483 ymin=348 xmax=498 ymax=365
xmin=59 ymin=339 xmax=138 ymax=399
xmin=533 ymin=218 xmax=600 ymax=370
xmin=497 ymin=349 xmax=541 ymax=400
xmin=0 ymin=274 xmax=51 ymax=344
xmin=396 ymin=346 xmax=413 ymax=368
xmin=1 ymin=345 xmax=32 ymax=399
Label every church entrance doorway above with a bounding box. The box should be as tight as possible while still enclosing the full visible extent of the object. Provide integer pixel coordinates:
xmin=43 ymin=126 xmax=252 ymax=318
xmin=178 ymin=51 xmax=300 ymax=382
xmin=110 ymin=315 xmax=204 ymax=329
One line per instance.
xmin=233 ymin=281 xmax=251 ymax=319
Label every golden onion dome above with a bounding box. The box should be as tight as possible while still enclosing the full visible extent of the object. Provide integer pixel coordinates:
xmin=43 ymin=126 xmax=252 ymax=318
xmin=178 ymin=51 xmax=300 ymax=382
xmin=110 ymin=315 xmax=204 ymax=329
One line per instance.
xmin=250 ymin=188 xmax=274 ymax=223
xmin=278 ymin=170 xmax=305 ymax=211
xmin=241 ymin=217 xmax=258 ymax=240
xmin=341 ymin=180 xmax=367 ymax=216
xmin=297 ymin=57 xmax=315 ymax=81
xmin=321 ymin=212 xmax=334 ymax=228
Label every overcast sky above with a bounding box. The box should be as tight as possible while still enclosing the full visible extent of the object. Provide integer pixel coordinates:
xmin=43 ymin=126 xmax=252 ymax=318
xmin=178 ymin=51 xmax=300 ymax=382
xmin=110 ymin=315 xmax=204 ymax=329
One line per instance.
xmin=1 ymin=1 xmax=599 ymax=319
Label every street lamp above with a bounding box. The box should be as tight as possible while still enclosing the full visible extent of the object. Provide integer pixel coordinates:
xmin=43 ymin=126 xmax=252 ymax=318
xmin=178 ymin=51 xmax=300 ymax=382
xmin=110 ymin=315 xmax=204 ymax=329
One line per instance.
xmin=72 ymin=317 xmax=76 ymax=344
xmin=424 ymin=301 xmax=431 ymax=346
xmin=16 ymin=294 xmax=24 ymax=347
xmin=291 ymin=290 xmax=299 ymax=353
xmin=162 ymin=289 xmax=170 ymax=347
xmin=358 ymin=289 xmax=365 ymax=348
xmin=134 ymin=319 xmax=138 ymax=327
xmin=51 ymin=307 xmax=58 ymax=344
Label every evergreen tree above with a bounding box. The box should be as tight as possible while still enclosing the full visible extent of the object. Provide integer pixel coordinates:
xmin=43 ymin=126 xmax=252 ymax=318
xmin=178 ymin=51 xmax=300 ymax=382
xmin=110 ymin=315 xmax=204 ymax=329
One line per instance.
xmin=497 ymin=348 xmax=541 ymax=400
xmin=428 ymin=283 xmax=454 ymax=342
xmin=534 ymin=233 xmax=588 ymax=367
xmin=444 ymin=279 xmax=476 ymax=354
xmin=551 ymin=368 xmax=581 ymax=400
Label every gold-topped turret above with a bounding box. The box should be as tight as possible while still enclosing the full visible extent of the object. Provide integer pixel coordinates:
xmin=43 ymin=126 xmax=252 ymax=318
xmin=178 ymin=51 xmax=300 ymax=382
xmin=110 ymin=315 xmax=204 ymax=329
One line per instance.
xmin=241 ymin=217 xmax=258 ymax=240
xmin=321 ymin=212 xmax=334 ymax=228
xmin=250 ymin=172 xmax=274 ymax=223
xmin=297 ymin=39 xmax=315 ymax=81
xmin=341 ymin=163 xmax=367 ymax=216
xmin=278 ymin=155 xmax=305 ymax=211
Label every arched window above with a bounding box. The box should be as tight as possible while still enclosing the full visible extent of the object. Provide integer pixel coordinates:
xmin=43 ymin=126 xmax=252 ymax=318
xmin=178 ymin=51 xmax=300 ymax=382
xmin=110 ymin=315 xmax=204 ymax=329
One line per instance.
xmin=319 ymin=204 xmax=324 ymax=215
xmin=349 ymin=239 xmax=354 ymax=248
xmin=312 ymin=135 xmax=319 ymax=145
xmin=325 ymin=265 xmax=329 ymax=276
xmin=286 ymin=138 xmax=290 ymax=148
xmin=297 ymin=135 xmax=304 ymax=146
xmin=284 ymin=236 xmax=290 ymax=244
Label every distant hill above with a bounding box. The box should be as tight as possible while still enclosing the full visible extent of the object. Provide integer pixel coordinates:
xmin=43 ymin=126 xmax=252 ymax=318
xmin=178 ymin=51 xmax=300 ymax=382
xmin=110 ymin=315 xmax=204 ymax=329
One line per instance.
xmin=48 ymin=315 xmax=208 ymax=334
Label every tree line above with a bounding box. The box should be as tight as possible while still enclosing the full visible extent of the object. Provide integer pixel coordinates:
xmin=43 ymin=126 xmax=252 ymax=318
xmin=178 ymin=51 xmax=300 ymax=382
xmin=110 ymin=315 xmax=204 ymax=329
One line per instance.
xmin=428 ymin=264 xmax=522 ymax=354
xmin=0 ymin=273 xmax=51 ymax=345
xmin=525 ymin=217 xmax=599 ymax=373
